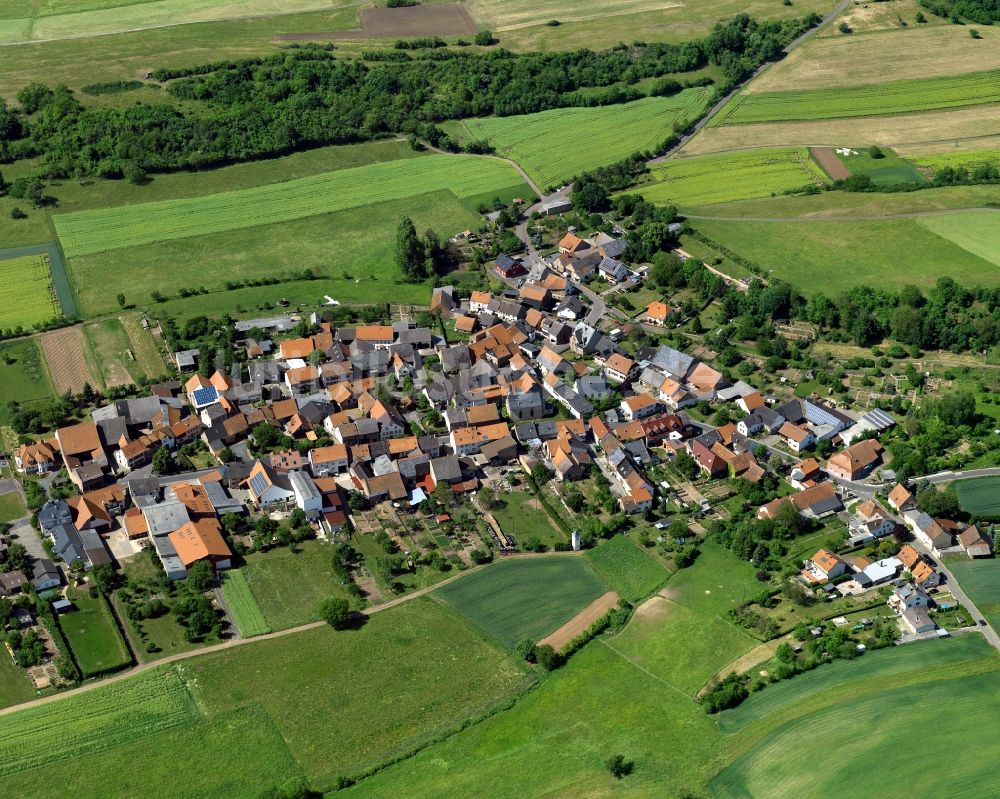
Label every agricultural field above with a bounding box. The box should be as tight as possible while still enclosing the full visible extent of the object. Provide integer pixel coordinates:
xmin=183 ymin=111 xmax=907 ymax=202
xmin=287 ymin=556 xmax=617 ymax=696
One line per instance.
xmin=219 ymin=570 xmax=271 ymax=638
xmin=83 ymin=320 xmax=138 ymax=390
xmin=584 ymin=535 xmax=669 ymax=604
xmin=833 ymin=146 xmax=926 ymax=185
xmin=119 ymin=313 xmax=170 ymax=380
xmin=637 ymin=148 xmax=828 ymax=208
xmin=59 ymin=587 xmax=131 ymax=677
xmin=946 ymin=556 xmax=1000 ymax=634
xmin=694 ymin=217 xmax=1000 ymax=295
xmin=953 ymin=476 xmax=1000 ymax=516
xmin=0 ymin=648 xmax=34 ymax=710
xmin=435 ymin=557 xmax=609 ymax=647
xmin=490 ymin=489 xmax=567 ymax=550
xmin=0 ymin=340 xmax=54 ymax=425
xmin=450 ymin=92 xmax=711 ymax=189
xmin=53 ymin=154 xmax=528 ymax=258
xmin=39 ymin=327 xmax=98 ymax=395
xmin=905 ymin=146 xmax=1000 ymax=173
xmin=0 ymin=254 xmax=61 ymax=332
xmin=239 ymin=539 xmax=353 ymax=631
xmin=916 ymin=211 xmax=1000 ymax=268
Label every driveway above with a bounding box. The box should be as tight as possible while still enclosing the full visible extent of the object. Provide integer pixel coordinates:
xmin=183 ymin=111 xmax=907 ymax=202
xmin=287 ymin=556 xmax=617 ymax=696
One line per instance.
xmin=7 ymin=517 xmax=48 ymax=562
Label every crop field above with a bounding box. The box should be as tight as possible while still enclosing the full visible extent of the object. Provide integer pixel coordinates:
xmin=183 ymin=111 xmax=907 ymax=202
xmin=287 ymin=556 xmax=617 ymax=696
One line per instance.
xmin=916 ymin=211 xmax=1000 ymax=268
xmin=749 ymin=25 xmax=1000 ymax=93
xmin=712 ymin=69 xmax=1000 ymax=127
xmin=453 ymin=93 xmax=711 ymax=189
xmin=239 ymin=540 xmax=352 ymax=631
xmin=711 ymin=672 xmax=1000 ymax=798
xmin=833 ymin=146 xmax=926 ymax=185
xmin=947 ymin=557 xmax=1000 ymax=634
xmin=39 ymin=327 xmax=98 ymax=395
xmin=219 ymin=570 xmax=271 ymax=637
xmin=53 ymin=154 xmax=526 ymax=258
xmin=435 ymin=557 xmax=609 ymax=647
xmin=638 ymin=148 xmax=827 ymax=208
xmin=953 ymin=476 xmax=1000 ymax=515
xmin=584 ymin=535 xmax=669 ymax=604
xmin=0 ymin=254 xmax=61 ymax=331
xmin=695 ymin=217 xmax=1000 ymax=295
xmin=60 ymin=588 xmax=132 ymax=677
xmin=910 ymin=147 xmax=1000 ymax=173
xmin=0 ymin=667 xmax=197 ymax=778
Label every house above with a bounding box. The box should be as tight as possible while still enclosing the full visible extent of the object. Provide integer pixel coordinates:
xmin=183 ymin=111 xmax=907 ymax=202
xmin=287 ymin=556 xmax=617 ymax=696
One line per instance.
xmin=826 ymin=439 xmax=884 ymax=481
xmin=309 ymin=444 xmax=349 ymax=476
xmin=888 ymin=483 xmax=916 ymax=513
xmin=905 ymin=511 xmax=952 ymax=555
xmin=801 ymin=549 xmax=846 ymax=585
xmin=789 ymin=458 xmax=823 ymax=490
xmin=690 ymin=438 xmax=727 ymax=478
xmin=0 ymin=570 xmax=27 ymax=596
xmin=759 ymin=481 xmax=842 ymax=520
xmin=31 ymin=559 xmax=61 ymax=592
xmin=736 ymin=392 xmax=765 ymax=415
xmin=959 ymin=526 xmax=992 ymax=558
xmin=245 ymin=460 xmax=295 ymax=507
xmin=559 ymin=232 xmax=589 ymax=254
xmin=644 ymin=301 xmax=674 ymax=326
xmin=13 ymin=438 xmax=59 ymax=475
xmin=896 ymin=544 xmax=940 ymax=588
xmin=847 ymin=499 xmax=896 ymax=545
xmin=598 ymin=256 xmax=629 ymax=283
xmin=900 ymin=607 xmax=936 ymax=635
xmin=621 ymin=393 xmax=658 ymax=421
xmin=168 ymin=519 xmax=232 ymax=574
xmin=778 ymin=422 xmax=815 ymax=452
xmin=604 ymin=353 xmax=636 ymax=384
xmin=56 ymin=420 xmax=106 ymax=473
xmin=496 ymin=252 xmax=527 ymax=279
xmin=859 ymin=556 xmax=902 ymax=586
xmin=289 ymin=471 xmax=324 ymax=519
xmin=888 ymin=583 xmax=931 ymax=614
xmin=519 ymin=283 xmax=551 ymax=310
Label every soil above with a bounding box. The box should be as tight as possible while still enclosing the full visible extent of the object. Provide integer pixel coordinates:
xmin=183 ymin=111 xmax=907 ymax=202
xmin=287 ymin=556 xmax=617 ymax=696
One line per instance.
xmin=275 ymin=3 xmax=477 ymax=40
xmin=39 ymin=327 xmax=96 ymax=395
xmin=809 ymin=146 xmax=852 ymax=180
xmin=538 ymin=591 xmax=619 ymax=652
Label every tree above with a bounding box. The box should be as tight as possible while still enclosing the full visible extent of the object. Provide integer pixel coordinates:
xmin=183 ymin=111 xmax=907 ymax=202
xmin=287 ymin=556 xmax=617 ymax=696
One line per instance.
xmin=319 ymin=596 xmax=351 ymax=630
xmin=151 ymin=445 xmax=175 ymax=475
xmin=186 ymin=559 xmax=214 ymax=591
xmin=605 ymin=753 xmax=634 ymax=779
xmin=515 ymin=639 xmax=536 ymax=662
xmin=534 ymin=644 xmax=563 ymax=671
xmin=395 ymin=216 xmax=427 ymax=282
xmin=218 ymin=448 xmax=235 ymax=464
xmin=867 ymin=145 xmax=884 ymax=159
xmin=89 ymin=563 xmax=118 ymax=594
xmin=116 ymin=293 xmax=126 ymax=308
xmin=474 ymin=29 xmax=495 ymax=45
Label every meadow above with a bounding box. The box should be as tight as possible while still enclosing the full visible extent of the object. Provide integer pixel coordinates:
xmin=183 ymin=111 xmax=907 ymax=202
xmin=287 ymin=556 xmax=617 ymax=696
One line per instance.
xmin=916 ymin=211 xmax=1000 ymax=268
xmin=953 ymin=476 xmax=1000 ymax=515
xmin=0 ymin=653 xmax=33 ymax=711
xmin=53 ymin=154 xmax=527 ymax=258
xmin=435 ymin=557 xmax=609 ymax=647
xmin=712 ymin=69 xmax=1000 ymax=126
xmin=946 ymin=557 xmax=1000 ymax=633
xmin=0 ymin=254 xmax=61 ymax=331
xmin=833 ymin=146 xmax=926 ymax=185
xmin=239 ymin=539 xmax=352 ymax=631
xmin=491 ymin=490 xmax=567 ymax=550
xmin=0 ymin=340 xmax=54 ymax=425
xmin=451 ymin=93 xmax=711 ymax=189
xmin=638 ymin=148 xmax=827 ymax=208
xmin=694 ymin=217 xmax=1000 ymax=295
xmin=59 ymin=588 xmax=132 ymax=677
xmin=584 ymin=535 xmax=669 ymax=604
xmin=219 ymin=569 xmax=271 ymax=637
xmin=0 ymin=491 xmax=25 ymax=525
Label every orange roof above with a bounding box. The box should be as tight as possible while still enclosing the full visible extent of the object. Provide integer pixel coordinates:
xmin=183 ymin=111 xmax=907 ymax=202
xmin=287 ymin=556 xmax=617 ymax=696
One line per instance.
xmin=388 ymin=436 xmax=419 ymax=455
xmin=646 ymin=301 xmax=672 ymax=322
xmin=688 ymin=361 xmax=724 ymax=391
xmin=454 ymin=315 xmax=477 ymax=333
xmin=184 ymin=373 xmax=211 ymax=395
xmin=209 ymin=370 xmax=234 ymax=392
xmin=779 ymin=422 xmax=811 ymax=443
xmin=624 ymin=393 xmax=657 ymax=413
xmin=741 ymin=391 xmax=765 ymax=411
xmin=888 ymin=483 xmax=913 ymax=508
xmin=279 ymin=337 xmax=315 ymax=360
xmin=57 ymin=421 xmax=102 ymax=457
xmin=168 ymin=518 xmax=231 ymax=567
xmin=311 ymin=444 xmax=348 ymax=463
xmin=605 ymin=353 xmax=635 ymax=375
xmin=123 ymin=507 xmax=148 ymax=537
xmin=559 ymin=232 xmax=586 ymax=251
xmin=519 ymin=284 xmax=549 ymax=302
xmin=171 ymin=481 xmax=215 ymax=516
xmin=467 ymin=404 xmax=500 ymax=426
xmin=897 ymin=544 xmax=921 ymax=570
xmin=270 ymin=398 xmax=299 ymax=420
xmin=355 ymin=325 xmax=394 ymax=342
xmin=286 ymin=365 xmax=320 ymax=385
xmin=469 ymin=290 xmax=492 ymax=305
xmin=811 ymin=549 xmax=843 ymax=574
xmin=479 ymin=422 xmax=510 ymax=442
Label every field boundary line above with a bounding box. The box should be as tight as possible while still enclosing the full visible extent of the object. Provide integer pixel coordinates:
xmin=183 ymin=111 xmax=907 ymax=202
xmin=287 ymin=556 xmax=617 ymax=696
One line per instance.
xmin=599 ymin=639 xmax=694 ymax=701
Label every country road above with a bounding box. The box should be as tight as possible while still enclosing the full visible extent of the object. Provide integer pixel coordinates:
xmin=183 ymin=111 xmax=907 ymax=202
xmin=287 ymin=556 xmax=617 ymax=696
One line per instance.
xmin=833 ymin=467 xmax=1000 ymax=498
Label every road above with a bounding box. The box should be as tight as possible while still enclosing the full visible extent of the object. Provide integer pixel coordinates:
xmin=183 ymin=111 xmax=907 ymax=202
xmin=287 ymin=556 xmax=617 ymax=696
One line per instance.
xmin=833 ymin=467 xmax=1000 ymax=498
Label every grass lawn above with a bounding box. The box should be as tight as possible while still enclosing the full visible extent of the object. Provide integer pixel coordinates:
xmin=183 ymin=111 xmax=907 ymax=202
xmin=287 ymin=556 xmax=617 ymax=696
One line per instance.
xmin=835 ymin=146 xmax=926 ymax=185
xmin=585 ymin=535 xmax=670 ymax=604
xmin=240 ymin=539 xmax=353 ymax=631
xmin=0 ymin=648 xmax=34 ymax=710
xmin=60 ymin=586 xmax=131 ymax=676
xmin=695 ymin=217 xmax=1000 ymax=295
xmin=0 ymin=491 xmax=26 ymax=524
xmin=451 ymin=92 xmax=711 ymax=189
xmin=184 ymin=598 xmax=531 ymax=788
xmin=68 ymin=190 xmax=481 ymax=317
xmin=219 ymin=570 xmax=270 ymax=637
xmin=435 ymin=557 xmax=609 ymax=647
xmin=664 ymin=539 xmax=762 ymax=617
xmin=945 ymin=556 xmax=1000 ymax=634
xmin=491 ymin=489 xmax=567 ymax=550
xmin=0 ymin=254 xmax=61 ymax=331
xmin=917 ymin=210 xmax=1000 ymax=268
xmin=0 ymin=340 xmax=54 ymax=425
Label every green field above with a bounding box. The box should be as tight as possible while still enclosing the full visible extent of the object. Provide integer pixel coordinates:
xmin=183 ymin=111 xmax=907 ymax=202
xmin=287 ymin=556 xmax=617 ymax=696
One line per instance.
xmin=491 ymin=490 xmax=567 ymax=550
xmin=0 ymin=648 xmax=34 ymax=710
xmin=638 ymin=148 xmax=828 ymax=207
xmin=0 ymin=491 xmax=26 ymax=524
xmin=219 ymin=570 xmax=271 ymax=637
xmin=917 ymin=211 xmax=1000 ymax=268
xmin=953 ymin=476 xmax=1000 ymax=515
xmin=239 ymin=539 xmax=352 ymax=632
xmin=451 ymin=93 xmax=711 ymax=188
xmin=0 ymin=254 xmax=61 ymax=331
xmin=696 ymin=217 xmax=1000 ymax=295
xmin=53 ymin=154 xmax=527 ymax=258
xmin=834 ymin=147 xmax=927 ymax=186
xmin=0 ymin=341 xmax=55 ymax=424
xmin=712 ymin=69 xmax=1000 ymax=126
xmin=584 ymin=535 xmax=670 ymax=604
xmin=947 ymin=557 xmax=1000 ymax=634
xmin=711 ymin=672 xmax=1000 ymax=798
xmin=60 ymin=587 xmax=132 ymax=677
xmin=435 ymin=557 xmax=609 ymax=647
xmin=910 ymin=148 xmax=1000 ymax=173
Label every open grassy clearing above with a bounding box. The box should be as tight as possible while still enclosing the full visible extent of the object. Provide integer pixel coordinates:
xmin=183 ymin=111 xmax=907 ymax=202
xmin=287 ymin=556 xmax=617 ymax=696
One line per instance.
xmin=68 ymin=189 xmax=480 ymax=317
xmin=59 ymin=587 xmax=131 ymax=677
xmin=713 ymin=69 xmax=1000 ymax=126
xmin=682 ymin=104 xmax=1000 ymax=155
xmin=435 ymin=557 xmax=608 ymax=647
xmin=664 ymin=540 xmax=763 ymax=616
xmin=819 ymin=0 xmax=945 ymax=35
xmin=917 ymin=211 xmax=1000 ymax=268
xmin=695 ymin=216 xmax=1000 ymax=295
xmin=946 ymin=556 xmax=1000 ymax=634
xmin=0 ymin=254 xmax=61 ymax=331
xmin=0 ymin=491 xmax=26 ymax=524
xmin=711 ymin=671 xmax=1000 ymax=798
xmin=490 ymin=489 xmax=566 ymax=550
xmin=953 ymin=476 xmax=1000 ymax=516
xmin=239 ymin=539 xmax=353 ymax=632
xmin=750 ymin=24 xmax=1000 ymax=92
xmin=834 ymin=146 xmax=926 ymax=185
xmin=219 ymin=570 xmax=270 ymax=637
xmin=0 ymin=649 xmax=34 ymax=710
xmin=185 ymin=598 xmax=531 ymax=788
xmin=584 ymin=535 xmax=670 ymax=604
xmin=83 ymin=319 xmax=138 ymax=389
xmin=638 ymin=148 xmax=827 ymax=207
xmin=451 ymin=92 xmax=710 ymax=188
xmin=120 ymin=313 xmax=170 ymax=379
xmin=54 ymin=154 xmax=525 ymax=257
xmin=0 ymin=340 xmax=54 ymax=425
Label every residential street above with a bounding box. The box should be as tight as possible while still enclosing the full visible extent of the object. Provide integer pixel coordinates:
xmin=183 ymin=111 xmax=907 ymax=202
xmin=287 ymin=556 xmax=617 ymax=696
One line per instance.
xmin=933 ymin=557 xmax=1000 ymax=653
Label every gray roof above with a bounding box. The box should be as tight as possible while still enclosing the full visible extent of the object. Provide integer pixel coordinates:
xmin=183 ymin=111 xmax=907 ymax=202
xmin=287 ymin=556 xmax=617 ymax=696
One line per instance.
xmin=430 ymin=455 xmax=462 ymax=481
xmin=862 ymin=408 xmax=896 ymax=430
xmin=234 ymin=315 xmax=296 ymax=333
xmin=649 ymin=345 xmax=693 ymax=379
xmin=143 ymin=500 xmax=190 ymax=538
xmin=289 ymin=470 xmax=322 ymax=502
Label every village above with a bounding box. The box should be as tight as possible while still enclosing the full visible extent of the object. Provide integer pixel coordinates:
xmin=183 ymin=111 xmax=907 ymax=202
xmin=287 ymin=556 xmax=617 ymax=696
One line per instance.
xmin=1 ymin=223 xmax=996 ymax=695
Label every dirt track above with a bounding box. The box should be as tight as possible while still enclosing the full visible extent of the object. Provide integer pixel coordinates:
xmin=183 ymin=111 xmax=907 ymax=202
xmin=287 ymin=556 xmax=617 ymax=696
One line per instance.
xmin=276 ymin=4 xmax=477 ymax=40
xmin=809 ymin=146 xmax=850 ymax=180
xmin=539 ymin=591 xmax=619 ymax=652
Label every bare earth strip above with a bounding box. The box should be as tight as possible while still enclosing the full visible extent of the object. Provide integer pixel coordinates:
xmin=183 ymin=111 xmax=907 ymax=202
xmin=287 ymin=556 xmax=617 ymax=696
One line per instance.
xmin=697 ymin=639 xmax=782 ymax=698
xmin=276 ymin=4 xmax=477 ymax=40
xmin=809 ymin=146 xmax=849 ymax=180
xmin=538 ymin=591 xmax=619 ymax=653
xmin=749 ymin=26 xmax=1000 ymax=93
xmin=682 ymin=105 xmax=1000 ymax=155
xmin=39 ymin=327 xmax=95 ymax=395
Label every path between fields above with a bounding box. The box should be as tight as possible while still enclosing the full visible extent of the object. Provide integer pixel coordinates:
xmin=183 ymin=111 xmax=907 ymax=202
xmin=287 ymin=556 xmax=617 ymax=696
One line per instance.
xmin=682 ymin=207 xmax=1000 ymax=223
xmin=599 ymin=639 xmax=693 ymax=701
xmin=422 ymin=142 xmax=543 ymax=200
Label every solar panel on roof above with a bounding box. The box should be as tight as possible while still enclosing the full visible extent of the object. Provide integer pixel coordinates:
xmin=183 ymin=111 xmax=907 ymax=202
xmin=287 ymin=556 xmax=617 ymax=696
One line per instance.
xmin=249 ymin=472 xmax=269 ymax=497
xmin=192 ymin=386 xmax=219 ymax=405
